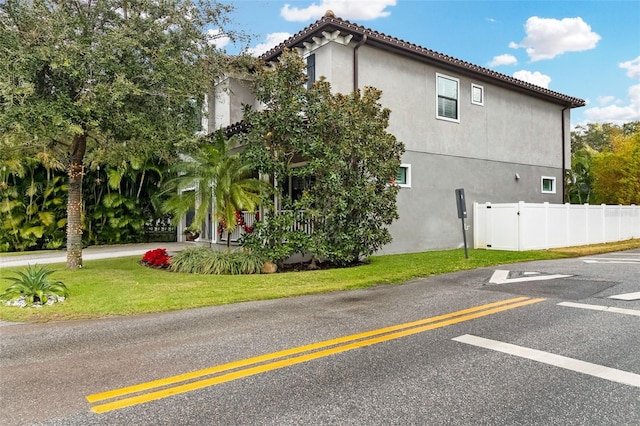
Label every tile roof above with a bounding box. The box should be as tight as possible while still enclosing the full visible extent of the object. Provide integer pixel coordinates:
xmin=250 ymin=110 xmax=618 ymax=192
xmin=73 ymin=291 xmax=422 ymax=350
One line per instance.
xmin=261 ymin=13 xmax=585 ymax=108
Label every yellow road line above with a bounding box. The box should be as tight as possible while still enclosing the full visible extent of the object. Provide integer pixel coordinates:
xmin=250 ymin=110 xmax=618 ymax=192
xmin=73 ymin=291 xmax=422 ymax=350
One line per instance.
xmin=89 ymin=297 xmax=544 ymax=413
xmin=87 ymin=296 xmax=528 ymax=403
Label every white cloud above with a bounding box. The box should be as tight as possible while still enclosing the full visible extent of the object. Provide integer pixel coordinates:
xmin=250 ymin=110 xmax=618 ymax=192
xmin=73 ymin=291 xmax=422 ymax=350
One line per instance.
xmin=489 ymin=54 xmax=517 ymax=67
xmin=206 ymin=28 xmax=230 ymax=49
xmin=597 ymin=95 xmax=616 ymax=105
xmin=619 ymin=56 xmax=640 ymax=78
xmin=512 ymin=70 xmax=552 ymax=88
xmin=510 ymin=16 xmax=600 ymax=61
xmin=247 ymin=32 xmax=292 ymax=57
xmin=583 ymin=84 xmax=640 ymax=124
xmin=281 ymin=0 xmax=396 ymax=22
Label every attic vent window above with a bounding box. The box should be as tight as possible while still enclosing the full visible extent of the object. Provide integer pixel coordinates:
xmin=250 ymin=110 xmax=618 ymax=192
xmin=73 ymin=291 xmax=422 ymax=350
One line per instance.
xmin=471 ymin=83 xmax=484 ymax=106
xmin=436 ymin=73 xmax=459 ymax=122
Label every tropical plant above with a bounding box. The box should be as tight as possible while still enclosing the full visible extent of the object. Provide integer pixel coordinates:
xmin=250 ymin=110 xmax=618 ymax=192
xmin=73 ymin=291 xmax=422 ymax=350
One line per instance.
xmin=0 ymin=159 xmax=67 ymax=251
xmin=0 ymin=0 xmax=244 ymax=268
xmin=0 ymin=265 xmax=69 ymax=306
xmin=565 ymin=147 xmax=594 ymax=204
xmin=169 ymin=246 xmax=264 ymax=275
xmin=162 ymin=131 xmax=271 ymax=247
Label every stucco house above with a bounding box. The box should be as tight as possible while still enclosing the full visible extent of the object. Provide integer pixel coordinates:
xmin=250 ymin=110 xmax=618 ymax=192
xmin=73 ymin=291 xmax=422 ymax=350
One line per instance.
xmin=189 ymin=11 xmax=585 ymax=254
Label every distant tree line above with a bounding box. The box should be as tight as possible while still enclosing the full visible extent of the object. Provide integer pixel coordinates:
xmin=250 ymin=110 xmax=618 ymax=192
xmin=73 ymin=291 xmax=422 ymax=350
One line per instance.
xmin=566 ymin=121 xmax=640 ymax=205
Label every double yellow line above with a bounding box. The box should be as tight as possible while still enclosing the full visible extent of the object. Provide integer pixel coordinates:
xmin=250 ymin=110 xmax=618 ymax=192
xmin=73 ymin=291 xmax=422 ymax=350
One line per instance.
xmin=87 ymin=296 xmax=543 ymax=413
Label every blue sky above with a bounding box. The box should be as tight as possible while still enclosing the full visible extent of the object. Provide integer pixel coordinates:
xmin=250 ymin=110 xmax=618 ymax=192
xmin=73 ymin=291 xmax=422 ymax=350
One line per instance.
xmin=218 ymin=0 xmax=640 ymax=127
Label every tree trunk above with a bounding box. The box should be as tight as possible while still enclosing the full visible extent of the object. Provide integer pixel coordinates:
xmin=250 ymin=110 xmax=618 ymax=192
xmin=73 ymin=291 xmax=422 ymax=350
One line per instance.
xmin=66 ymin=134 xmax=87 ymax=269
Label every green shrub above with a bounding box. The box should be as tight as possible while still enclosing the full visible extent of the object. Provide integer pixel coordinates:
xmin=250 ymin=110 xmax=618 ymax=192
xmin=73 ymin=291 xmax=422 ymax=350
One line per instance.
xmin=169 ymin=247 xmax=264 ymax=275
xmin=0 ymin=265 xmax=69 ymax=306
xmin=240 ymin=209 xmax=310 ymax=267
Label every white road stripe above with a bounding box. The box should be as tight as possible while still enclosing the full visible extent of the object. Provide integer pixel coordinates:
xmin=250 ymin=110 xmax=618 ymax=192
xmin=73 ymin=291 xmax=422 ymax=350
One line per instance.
xmin=608 ymin=292 xmax=640 ymax=301
xmin=489 ymin=270 xmax=572 ymax=284
xmin=581 ymin=257 xmax=640 ymax=262
xmin=453 ymin=334 xmax=640 ymax=388
xmin=557 ymin=301 xmax=640 ymax=317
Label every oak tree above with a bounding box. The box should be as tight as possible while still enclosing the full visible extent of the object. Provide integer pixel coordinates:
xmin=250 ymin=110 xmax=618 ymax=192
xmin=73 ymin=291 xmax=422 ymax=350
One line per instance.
xmin=0 ymin=0 xmax=240 ymax=268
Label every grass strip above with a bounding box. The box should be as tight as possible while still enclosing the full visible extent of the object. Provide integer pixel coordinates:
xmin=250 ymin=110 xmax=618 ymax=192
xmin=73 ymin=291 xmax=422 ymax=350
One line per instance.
xmin=1 ymin=239 xmax=638 ymax=323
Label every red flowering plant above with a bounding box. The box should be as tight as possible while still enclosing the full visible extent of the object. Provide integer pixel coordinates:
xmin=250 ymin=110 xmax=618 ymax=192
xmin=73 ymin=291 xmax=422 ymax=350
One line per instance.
xmin=141 ymin=248 xmax=171 ymax=269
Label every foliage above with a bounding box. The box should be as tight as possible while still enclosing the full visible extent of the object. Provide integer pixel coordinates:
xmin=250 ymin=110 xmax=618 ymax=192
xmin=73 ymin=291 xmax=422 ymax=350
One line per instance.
xmin=241 ymin=50 xmax=405 ymax=266
xmin=141 ymin=248 xmax=171 ymax=269
xmin=0 ymin=0 xmax=243 ymax=268
xmin=240 ymin=209 xmax=310 ymax=267
xmin=0 ymin=156 xmax=173 ymax=251
xmin=169 ymin=246 xmax=264 ymax=275
xmin=591 ymin=128 xmax=640 ymax=204
xmin=565 ymin=147 xmax=594 ymax=204
xmin=1 ymin=160 xmax=67 ymax=251
xmin=83 ymin=158 xmax=170 ymax=246
xmin=567 ymin=120 xmax=639 ymax=204
xmin=0 ymin=264 xmax=69 ymax=306
xmin=162 ymin=131 xmax=271 ymax=246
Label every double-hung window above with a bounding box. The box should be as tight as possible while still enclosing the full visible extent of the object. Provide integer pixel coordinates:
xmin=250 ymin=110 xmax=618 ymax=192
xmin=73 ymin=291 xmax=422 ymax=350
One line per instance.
xmin=436 ymin=73 xmax=459 ymax=122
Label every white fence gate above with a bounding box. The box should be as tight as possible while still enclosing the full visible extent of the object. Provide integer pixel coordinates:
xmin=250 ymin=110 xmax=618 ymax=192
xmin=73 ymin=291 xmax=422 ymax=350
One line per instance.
xmin=473 ymin=202 xmax=640 ymax=251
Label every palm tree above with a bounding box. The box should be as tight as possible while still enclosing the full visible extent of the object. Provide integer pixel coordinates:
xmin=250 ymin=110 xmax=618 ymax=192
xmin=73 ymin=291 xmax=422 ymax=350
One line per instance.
xmin=163 ymin=131 xmax=270 ymax=247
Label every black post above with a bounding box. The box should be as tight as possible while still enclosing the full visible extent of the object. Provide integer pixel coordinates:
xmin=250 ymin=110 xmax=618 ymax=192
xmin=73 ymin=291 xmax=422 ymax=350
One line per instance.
xmin=460 ymin=214 xmax=468 ymax=259
xmin=455 ymin=188 xmax=469 ymax=259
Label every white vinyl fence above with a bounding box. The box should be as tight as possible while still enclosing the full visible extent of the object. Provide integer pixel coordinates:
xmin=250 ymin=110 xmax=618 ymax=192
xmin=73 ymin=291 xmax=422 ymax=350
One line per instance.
xmin=473 ymin=202 xmax=640 ymax=251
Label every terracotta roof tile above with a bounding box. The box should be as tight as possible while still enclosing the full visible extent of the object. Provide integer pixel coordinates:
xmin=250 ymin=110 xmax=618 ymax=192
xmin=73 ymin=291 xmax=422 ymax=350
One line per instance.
xmin=261 ymin=15 xmax=585 ymax=108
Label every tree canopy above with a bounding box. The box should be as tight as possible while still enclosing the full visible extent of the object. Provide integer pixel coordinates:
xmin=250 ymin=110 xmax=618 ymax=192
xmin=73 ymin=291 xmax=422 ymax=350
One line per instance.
xmin=567 ymin=120 xmax=640 ymax=205
xmin=241 ymin=50 xmax=405 ymax=266
xmin=0 ymin=0 xmax=242 ymax=267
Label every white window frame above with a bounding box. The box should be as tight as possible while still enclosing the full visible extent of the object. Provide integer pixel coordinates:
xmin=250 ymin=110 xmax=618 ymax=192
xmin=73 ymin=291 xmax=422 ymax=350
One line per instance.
xmin=436 ymin=73 xmax=460 ymax=123
xmin=541 ymin=176 xmax=556 ymax=194
xmin=396 ymin=164 xmax=411 ymax=188
xmin=471 ymin=83 xmax=484 ymax=106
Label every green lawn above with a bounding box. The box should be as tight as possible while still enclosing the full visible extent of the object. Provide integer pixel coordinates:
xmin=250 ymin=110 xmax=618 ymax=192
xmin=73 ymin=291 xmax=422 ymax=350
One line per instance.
xmin=1 ymin=239 xmax=639 ymax=323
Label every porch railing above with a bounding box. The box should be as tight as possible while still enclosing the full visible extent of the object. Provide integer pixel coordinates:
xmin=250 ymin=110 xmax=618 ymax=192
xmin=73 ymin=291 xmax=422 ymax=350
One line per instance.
xmin=218 ymin=210 xmax=317 ymax=243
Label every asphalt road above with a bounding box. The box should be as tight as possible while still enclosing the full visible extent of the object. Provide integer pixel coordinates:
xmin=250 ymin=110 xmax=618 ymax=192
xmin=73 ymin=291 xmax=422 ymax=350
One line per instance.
xmin=1 ymin=249 xmax=638 ymax=425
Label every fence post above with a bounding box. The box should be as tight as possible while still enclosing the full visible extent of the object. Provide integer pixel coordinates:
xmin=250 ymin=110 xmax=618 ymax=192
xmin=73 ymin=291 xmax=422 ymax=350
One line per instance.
xmin=473 ymin=202 xmax=479 ymax=249
xmin=517 ymin=201 xmax=525 ymax=251
xmin=618 ymin=204 xmax=622 ymax=241
xmin=601 ymin=204 xmax=606 ymax=244
xmin=544 ymin=202 xmax=550 ymax=249
xmin=583 ymin=204 xmax=589 ymax=245
xmin=565 ymin=203 xmax=570 ymax=247
xmin=486 ymin=202 xmax=492 ymax=249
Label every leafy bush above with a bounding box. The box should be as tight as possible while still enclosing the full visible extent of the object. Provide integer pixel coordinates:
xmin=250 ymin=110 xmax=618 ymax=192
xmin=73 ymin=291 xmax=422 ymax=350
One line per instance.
xmin=240 ymin=209 xmax=309 ymax=267
xmin=0 ymin=265 xmax=69 ymax=307
xmin=170 ymin=247 xmax=264 ymax=275
xmin=141 ymin=248 xmax=172 ymax=269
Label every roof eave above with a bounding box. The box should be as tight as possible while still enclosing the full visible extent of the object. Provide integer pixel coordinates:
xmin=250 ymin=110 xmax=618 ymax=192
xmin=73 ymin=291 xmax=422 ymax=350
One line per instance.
xmin=261 ymin=16 xmax=585 ymax=109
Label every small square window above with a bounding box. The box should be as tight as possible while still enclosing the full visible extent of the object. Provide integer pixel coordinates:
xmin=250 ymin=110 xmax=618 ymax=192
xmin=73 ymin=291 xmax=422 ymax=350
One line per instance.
xmin=541 ymin=176 xmax=556 ymax=194
xmin=395 ymin=164 xmax=411 ymax=188
xmin=471 ymin=84 xmax=484 ymax=106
